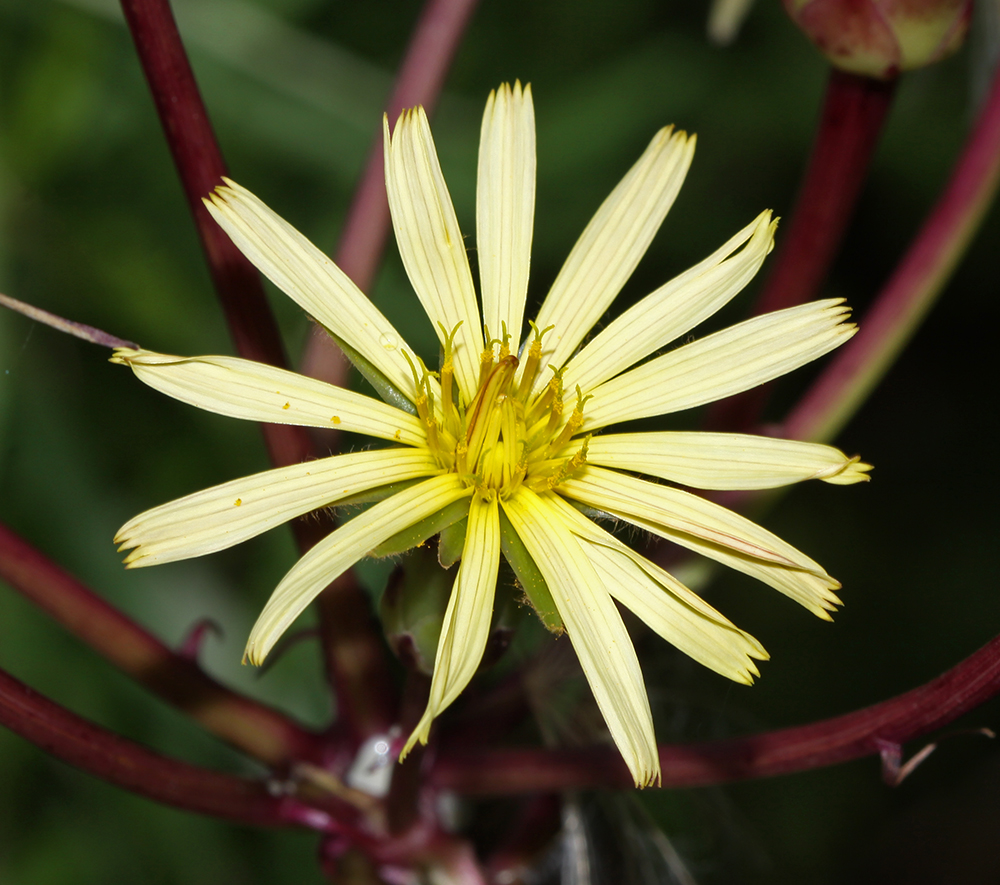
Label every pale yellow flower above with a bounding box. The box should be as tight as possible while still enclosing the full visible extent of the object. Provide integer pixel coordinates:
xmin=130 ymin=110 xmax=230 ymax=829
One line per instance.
xmin=113 ymin=82 xmax=869 ymax=787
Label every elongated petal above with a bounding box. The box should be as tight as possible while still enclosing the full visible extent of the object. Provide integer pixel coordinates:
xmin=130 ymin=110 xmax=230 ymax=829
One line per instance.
xmin=560 ymin=467 xmax=822 ymax=570
xmin=581 ymin=432 xmax=872 ymax=490
xmin=595 ymin=547 xmax=766 ymax=682
xmin=583 ymin=299 xmax=856 ymax=431
xmin=112 ymin=349 xmax=424 ymax=445
xmin=477 ymin=82 xmax=535 ymax=352
xmin=245 ymin=475 xmax=471 ymax=664
xmin=502 ymin=487 xmax=660 ymax=787
xmin=403 ymin=494 xmax=501 ymax=757
xmin=384 ymin=108 xmax=484 ymax=398
xmin=204 ymin=180 xmax=416 ymax=399
xmin=116 ymin=448 xmax=439 ymax=567
xmin=526 ymin=127 xmax=695 ymax=394
xmin=548 ymin=495 xmax=768 ymax=681
xmin=563 ymin=210 xmax=775 ymax=396
xmin=559 ymin=466 xmax=841 ymax=617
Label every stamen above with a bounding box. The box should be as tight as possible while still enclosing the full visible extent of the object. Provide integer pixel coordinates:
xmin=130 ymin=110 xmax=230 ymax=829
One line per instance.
xmin=517 ymin=321 xmax=554 ymax=402
xmin=438 ymin=321 xmax=462 ymax=426
xmin=550 ymin=386 xmax=592 ymax=451
xmin=466 ymin=356 xmax=518 ymax=469
xmin=548 ymin=436 xmax=590 ymax=489
xmin=497 ymin=322 xmax=512 ymax=361
xmin=401 ymin=350 xmax=430 ymax=424
xmin=479 ymin=324 xmax=496 ymax=389
xmin=402 ymin=349 xmax=442 ymax=459
xmin=527 ymin=365 xmax=563 ymax=427
xmin=455 ymin=440 xmax=470 ymax=480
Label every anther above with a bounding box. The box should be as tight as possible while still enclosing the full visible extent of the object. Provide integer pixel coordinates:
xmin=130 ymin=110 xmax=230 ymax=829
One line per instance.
xmin=550 ymin=386 xmax=592 ymax=451
xmin=517 ymin=322 xmax=555 ymax=401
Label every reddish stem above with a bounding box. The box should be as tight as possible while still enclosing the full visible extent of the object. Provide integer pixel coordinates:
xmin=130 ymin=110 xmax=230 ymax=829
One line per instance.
xmin=432 ymin=633 xmax=1000 ymax=793
xmin=120 ymin=0 xmax=395 ymax=743
xmin=0 ymin=522 xmax=324 ymax=766
xmin=0 ymin=666 xmax=300 ymax=828
xmin=707 ymin=68 xmax=896 ymax=432
xmin=299 ymin=0 xmax=480 ymax=386
xmin=316 ymin=565 xmax=398 ymax=744
xmin=336 ymin=0 xmax=480 ymax=291
xmin=784 ymin=58 xmax=1000 ymax=443
xmin=120 ymin=0 xmax=313 ymax=473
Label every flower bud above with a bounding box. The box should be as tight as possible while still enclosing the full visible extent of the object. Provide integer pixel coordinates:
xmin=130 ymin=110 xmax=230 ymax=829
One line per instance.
xmin=380 ymin=547 xmax=453 ymax=675
xmin=783 ymin=0 xmax=972 ymax=79
xmin=380 ymin=545 xmax=522 ymax=674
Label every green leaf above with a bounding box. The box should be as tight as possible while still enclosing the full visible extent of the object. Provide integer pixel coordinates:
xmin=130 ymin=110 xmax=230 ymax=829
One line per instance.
xmin=499 ymin=510 xmax=563 ymax=633
xmin=438 ymin=516 xmax=468 ymax=568
xmin=324 ymin=327 xmax=417 ymax=416
xmin=371 ymin=496 xmax=471 ymax=558
xmin=335 ymin=477 xmax=423 ymax=508
xmin=379 ymin=545 xmax=453 ymax=675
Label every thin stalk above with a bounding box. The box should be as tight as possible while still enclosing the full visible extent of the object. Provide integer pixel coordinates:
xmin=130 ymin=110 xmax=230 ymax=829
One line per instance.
xmin=119 ymin=0 xmax=312 ymax=474
xmin=785 ymin=59 xmax=1000 ymax=443
xmin=0 ymin=522 xmax=324 ymax=767
xmin=0 ymin=666 xmax=304 ymax=828
xmin=708 ymin=68 xmax=896 ymax=431
xmin=386 ymin=672 xmax=430 ymax=836
xmin=299 ymin=0 xmax=481 ymax=386
xmin=316 ymin=565 xmax=398 ymax=743
xmin=120 ymin=0 xmax=394 ymax=742
xmin=431 ymin=632 xmax=1000 ymax=793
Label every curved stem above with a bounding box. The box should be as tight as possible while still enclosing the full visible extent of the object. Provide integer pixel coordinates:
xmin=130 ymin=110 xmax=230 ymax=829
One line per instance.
xmin=0 ymin=522 xmax=324 ymax=767
xmin=120 ymin=0 xmax=394 ymax=743
xmin=707 ymin=68 xmax=896 ymax=432
xmin=119 ymin=0 xmax=313 ymax=473
xmin=785 ymin=58 xmax=1000 ymax=443
xmin=0 ymin=665 xmax=304 ymax=828
xmin=431 ymin=633 xmax=1000 ymax=793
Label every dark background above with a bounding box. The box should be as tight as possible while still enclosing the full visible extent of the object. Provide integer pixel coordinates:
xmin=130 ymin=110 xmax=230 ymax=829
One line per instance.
xmin=0 ymin=0 xmax=998 ymax=881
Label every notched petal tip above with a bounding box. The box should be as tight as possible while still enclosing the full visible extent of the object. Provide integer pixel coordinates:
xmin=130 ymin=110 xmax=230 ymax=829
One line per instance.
xmin=399 ymin=719 xmax=432 ymax=763
xmin=634 ymin=767 xmax=662 ymax=789
xmin=109 ymin=346 xmax=141 ymax=366
xmin=818 ymin=455 xmax=874 ymax=485
xmin=243 ymin=641 xmax=265 ymax=667
xmin=121 ymin=549 xmax=149 ymax=569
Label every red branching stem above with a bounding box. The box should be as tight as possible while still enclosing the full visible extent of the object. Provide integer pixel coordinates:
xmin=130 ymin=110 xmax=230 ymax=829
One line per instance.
xmin=431 ymin=633 xmax=1000 ymax=793
xmin=299 ymin=0 xmax=480 ymax=386
xmin=784 ymin=58 xmax=1000 ymax=443
xmin=0 ymin=666 xmax=298 ymax=828
xmin=119 ymin=0 xmax=312 ymax=473
xmin=707 ymin=68 xmax=896 ymax=432
xmin=0 ymin=522 xmax=324 ymax=767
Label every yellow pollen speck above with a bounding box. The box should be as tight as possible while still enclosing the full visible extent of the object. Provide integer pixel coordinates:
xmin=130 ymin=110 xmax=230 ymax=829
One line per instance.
xmin=282 ymin=402 xmax=290 ymax=410
xmin=234 ymin=498 xmax=242 ymax=507
xmin=331 ymin=415 xmax=341 ymax=424
xmin=394 ymin=430 xmax=402 ymax=440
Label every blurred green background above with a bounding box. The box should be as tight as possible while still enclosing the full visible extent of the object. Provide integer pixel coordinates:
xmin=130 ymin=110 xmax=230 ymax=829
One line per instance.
xmin=1 ymin=0 xmax=998 ymax=882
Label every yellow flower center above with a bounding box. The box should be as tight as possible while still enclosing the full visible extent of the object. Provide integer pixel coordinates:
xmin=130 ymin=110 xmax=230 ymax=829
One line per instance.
xmin=409 ymin=323 xmax=590 ymax=499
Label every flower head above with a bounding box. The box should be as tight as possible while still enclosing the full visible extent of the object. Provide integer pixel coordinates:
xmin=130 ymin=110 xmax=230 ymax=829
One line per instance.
xmin=113 ymin=82 xmax=869 ymax=786
xmin=783 ymin=0 xmax=971 ymax=79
